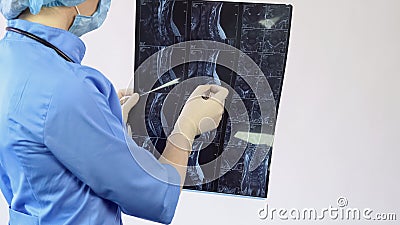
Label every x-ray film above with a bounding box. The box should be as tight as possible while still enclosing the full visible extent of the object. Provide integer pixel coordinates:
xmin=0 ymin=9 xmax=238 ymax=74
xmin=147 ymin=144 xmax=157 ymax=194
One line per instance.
xmin=128 ymin=0 xmax=292 ymax=198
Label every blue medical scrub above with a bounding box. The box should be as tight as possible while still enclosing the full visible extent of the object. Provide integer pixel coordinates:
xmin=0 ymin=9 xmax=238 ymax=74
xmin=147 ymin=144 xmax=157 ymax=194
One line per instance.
xmin=0 ymin=19 xmax=181 ymax=225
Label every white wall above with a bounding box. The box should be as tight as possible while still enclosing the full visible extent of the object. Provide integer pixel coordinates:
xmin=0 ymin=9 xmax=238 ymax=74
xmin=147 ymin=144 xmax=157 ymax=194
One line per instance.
xmin=1 ymin=0 xmax=400 ymax=224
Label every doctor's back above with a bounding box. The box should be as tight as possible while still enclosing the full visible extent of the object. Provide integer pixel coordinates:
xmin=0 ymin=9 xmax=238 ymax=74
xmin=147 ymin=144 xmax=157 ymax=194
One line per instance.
xmin=0 ymin=18 xmax=127 ymax=223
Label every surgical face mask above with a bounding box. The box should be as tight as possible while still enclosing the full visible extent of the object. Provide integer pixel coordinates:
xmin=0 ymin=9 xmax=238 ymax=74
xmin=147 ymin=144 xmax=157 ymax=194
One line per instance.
xmin=69 ymin=0 xmax=111 ymax=37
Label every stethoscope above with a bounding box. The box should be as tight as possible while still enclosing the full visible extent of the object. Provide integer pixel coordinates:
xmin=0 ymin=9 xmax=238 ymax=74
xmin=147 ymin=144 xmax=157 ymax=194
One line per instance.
xmin=6 ymin=27 xmax=75 ymax=63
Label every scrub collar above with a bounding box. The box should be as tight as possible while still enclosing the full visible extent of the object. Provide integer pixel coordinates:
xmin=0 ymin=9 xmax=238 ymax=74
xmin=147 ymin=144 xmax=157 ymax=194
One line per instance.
xmin=6 ymin=19 xmax=86 ymax=64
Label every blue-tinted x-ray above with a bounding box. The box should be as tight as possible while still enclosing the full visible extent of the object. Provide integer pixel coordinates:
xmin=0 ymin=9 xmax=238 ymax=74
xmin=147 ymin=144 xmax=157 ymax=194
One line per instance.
xmin=128 ymin=0 xmax=292 ymax=198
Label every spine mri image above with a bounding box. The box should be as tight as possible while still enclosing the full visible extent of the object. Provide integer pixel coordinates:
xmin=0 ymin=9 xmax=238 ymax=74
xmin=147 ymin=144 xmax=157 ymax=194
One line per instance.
xmin=128 ymin=0 xmax=292 ymax=198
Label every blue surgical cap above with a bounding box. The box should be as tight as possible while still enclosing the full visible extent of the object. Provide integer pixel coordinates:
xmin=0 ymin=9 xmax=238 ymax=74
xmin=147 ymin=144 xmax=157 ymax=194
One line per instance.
xmin=0 ymin=0 xmax=85 ymax=20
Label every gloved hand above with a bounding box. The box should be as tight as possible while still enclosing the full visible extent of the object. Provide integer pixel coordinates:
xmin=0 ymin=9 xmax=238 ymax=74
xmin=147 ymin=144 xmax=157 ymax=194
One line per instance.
xmin=118 ymin=89 xmax=133 ymax=105
xmin=120 ymin=92 xmax=140 ymax=136
xmin=168 ymin=85 xmax=229 ymax=151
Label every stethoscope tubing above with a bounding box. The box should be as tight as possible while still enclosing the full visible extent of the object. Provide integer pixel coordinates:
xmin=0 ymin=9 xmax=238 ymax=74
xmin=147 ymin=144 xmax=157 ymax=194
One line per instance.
xmin=5 ymin=27 xmax=75 ymax=63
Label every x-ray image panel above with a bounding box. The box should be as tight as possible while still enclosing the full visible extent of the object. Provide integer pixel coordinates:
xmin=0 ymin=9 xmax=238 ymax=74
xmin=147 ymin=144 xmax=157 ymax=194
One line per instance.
xmin=190 ymin=1 xmax=240 ymax=46
xmin=129 ymin=0 xmax=292 ymax=198
xmin=138 ymin=0 xmax=188 ymax=46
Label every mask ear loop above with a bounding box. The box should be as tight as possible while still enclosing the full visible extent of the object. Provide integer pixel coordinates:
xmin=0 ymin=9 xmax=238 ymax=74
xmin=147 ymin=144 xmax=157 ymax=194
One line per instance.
xmin=74 ymin=6 xmax=81 ymax=15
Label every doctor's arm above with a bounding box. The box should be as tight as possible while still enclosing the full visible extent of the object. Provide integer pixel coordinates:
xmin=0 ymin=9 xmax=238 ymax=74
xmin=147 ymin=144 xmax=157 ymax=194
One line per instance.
xmin=44 ymin=78 xmax=182 ymax=224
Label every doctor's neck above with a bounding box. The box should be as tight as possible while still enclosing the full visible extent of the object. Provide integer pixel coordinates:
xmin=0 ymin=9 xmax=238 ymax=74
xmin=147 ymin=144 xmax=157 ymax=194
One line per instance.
xmin=18 ymin=7 xmax=77 ymax=31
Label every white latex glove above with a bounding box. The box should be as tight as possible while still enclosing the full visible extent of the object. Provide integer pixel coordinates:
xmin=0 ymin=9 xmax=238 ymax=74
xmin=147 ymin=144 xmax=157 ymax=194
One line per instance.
xmin=121 ymin=93 xmax=139 ymax=136
xmin=118 ymin=89 xmax=133 ymax=105
xmin=168 ymin=85 xmax=229 ymax=151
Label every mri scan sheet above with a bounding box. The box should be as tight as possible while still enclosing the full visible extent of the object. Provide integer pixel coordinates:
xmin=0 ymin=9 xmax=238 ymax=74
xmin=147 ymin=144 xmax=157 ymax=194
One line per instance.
xmin=128 ymin=0 xmax=292 ymax=198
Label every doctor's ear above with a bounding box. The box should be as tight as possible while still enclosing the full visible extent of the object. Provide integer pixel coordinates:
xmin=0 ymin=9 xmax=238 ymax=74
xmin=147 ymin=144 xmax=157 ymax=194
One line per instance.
xmin=76 ymin=0 xmax=100 ymax=16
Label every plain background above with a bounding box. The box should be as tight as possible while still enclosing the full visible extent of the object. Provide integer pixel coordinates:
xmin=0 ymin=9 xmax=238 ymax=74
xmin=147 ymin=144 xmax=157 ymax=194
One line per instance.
xmin=1 ymin=0 xmax=399 ymax=224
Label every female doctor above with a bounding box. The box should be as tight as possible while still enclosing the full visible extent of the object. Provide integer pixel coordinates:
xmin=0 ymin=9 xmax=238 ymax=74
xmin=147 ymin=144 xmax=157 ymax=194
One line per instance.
xmin=0 ymin=0 xmax=228 ymax=224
